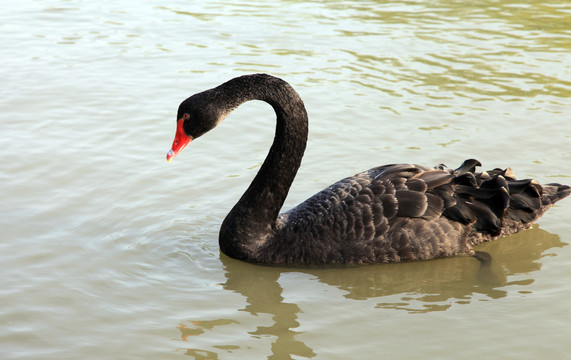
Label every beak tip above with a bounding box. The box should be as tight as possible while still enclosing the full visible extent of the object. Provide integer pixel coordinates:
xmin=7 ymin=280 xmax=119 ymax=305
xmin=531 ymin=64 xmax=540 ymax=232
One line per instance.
xmin=166 ymin=149 xmax=175 ymax=162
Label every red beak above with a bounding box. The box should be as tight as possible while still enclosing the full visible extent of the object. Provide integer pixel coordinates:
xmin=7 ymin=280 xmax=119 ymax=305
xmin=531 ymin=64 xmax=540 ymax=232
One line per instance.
xmin=167 ymin=117 xmax=192 ymax=162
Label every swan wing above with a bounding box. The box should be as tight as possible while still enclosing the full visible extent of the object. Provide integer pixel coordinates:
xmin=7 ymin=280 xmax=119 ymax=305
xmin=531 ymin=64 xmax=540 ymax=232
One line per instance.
xmin=267 ymin=163 xmax=457 ymax=263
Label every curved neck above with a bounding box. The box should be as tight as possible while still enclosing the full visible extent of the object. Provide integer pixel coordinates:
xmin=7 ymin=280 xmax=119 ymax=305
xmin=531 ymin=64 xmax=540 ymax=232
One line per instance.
xmin=217 ymin=75 xmax=308 ymax=261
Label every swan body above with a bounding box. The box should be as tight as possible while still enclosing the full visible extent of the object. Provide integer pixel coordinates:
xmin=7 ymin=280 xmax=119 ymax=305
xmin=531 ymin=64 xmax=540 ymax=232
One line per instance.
xmin=167 ymin=74 xmax=570 ymax=264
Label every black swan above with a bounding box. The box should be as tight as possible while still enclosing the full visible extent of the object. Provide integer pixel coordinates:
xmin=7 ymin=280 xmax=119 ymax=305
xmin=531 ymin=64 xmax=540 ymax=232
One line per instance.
xmin=166 ymin=74 xmax=570 ymax=264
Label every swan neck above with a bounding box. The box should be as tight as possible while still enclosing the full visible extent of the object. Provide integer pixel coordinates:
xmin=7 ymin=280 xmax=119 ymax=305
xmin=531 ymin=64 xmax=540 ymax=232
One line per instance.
xmin=218 ymin=74 xmax=308 ymax=261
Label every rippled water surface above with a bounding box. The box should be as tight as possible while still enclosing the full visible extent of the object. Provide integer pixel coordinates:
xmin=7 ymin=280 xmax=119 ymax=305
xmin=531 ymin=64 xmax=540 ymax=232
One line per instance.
xmin=2 ymin=1 xmax=570 ymax=359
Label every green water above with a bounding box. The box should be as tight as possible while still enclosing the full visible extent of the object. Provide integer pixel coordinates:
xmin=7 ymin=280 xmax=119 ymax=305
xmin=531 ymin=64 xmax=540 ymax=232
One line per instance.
xmin=1 ymin=1 xmax=570 ymax=359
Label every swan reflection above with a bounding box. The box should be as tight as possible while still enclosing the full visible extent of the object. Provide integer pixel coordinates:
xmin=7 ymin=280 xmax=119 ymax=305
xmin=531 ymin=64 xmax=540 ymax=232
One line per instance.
xmin=178 ymin=225 xmax=565 ymax=359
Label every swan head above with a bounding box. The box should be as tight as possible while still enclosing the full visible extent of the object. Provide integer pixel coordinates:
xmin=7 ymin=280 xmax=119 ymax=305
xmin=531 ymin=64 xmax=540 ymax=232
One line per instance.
xmin=167 ymin=90 xmax=228 ymax=162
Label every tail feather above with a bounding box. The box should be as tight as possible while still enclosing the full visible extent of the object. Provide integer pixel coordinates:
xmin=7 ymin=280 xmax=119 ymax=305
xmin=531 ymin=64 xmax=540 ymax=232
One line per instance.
xmin=443 ymin=160 xmax=569 ymax=244
xmin=541 ymin=183 xmax=571 ymax=207
xmin=504 ymin=180 xmax=569 ymax=225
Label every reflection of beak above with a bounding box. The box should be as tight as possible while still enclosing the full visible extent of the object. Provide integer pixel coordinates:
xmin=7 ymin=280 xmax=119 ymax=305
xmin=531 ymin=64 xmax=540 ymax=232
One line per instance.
xmin=166 ymin=117 xmax=192 ymax=162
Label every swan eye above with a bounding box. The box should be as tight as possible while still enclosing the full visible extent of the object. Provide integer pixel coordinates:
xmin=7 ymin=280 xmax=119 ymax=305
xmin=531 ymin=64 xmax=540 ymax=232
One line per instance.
xmin=182 ymin=113 xmax=190 ymax=120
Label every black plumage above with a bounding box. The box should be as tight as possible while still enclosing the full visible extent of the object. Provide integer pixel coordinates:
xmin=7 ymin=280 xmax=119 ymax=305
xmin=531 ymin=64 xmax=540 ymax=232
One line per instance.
xmin=167 ymin=74 xmax=570 ymax=264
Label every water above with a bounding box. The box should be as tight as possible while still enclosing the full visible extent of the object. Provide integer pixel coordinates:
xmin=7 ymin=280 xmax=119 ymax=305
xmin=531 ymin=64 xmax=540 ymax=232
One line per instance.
xmin=1 ymin=1 xmax=570 ymax=359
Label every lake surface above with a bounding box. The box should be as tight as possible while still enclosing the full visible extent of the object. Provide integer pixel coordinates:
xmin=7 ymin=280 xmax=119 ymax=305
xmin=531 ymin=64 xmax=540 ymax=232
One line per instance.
xmin=1 ymin=1 xmax=570 ymax=359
